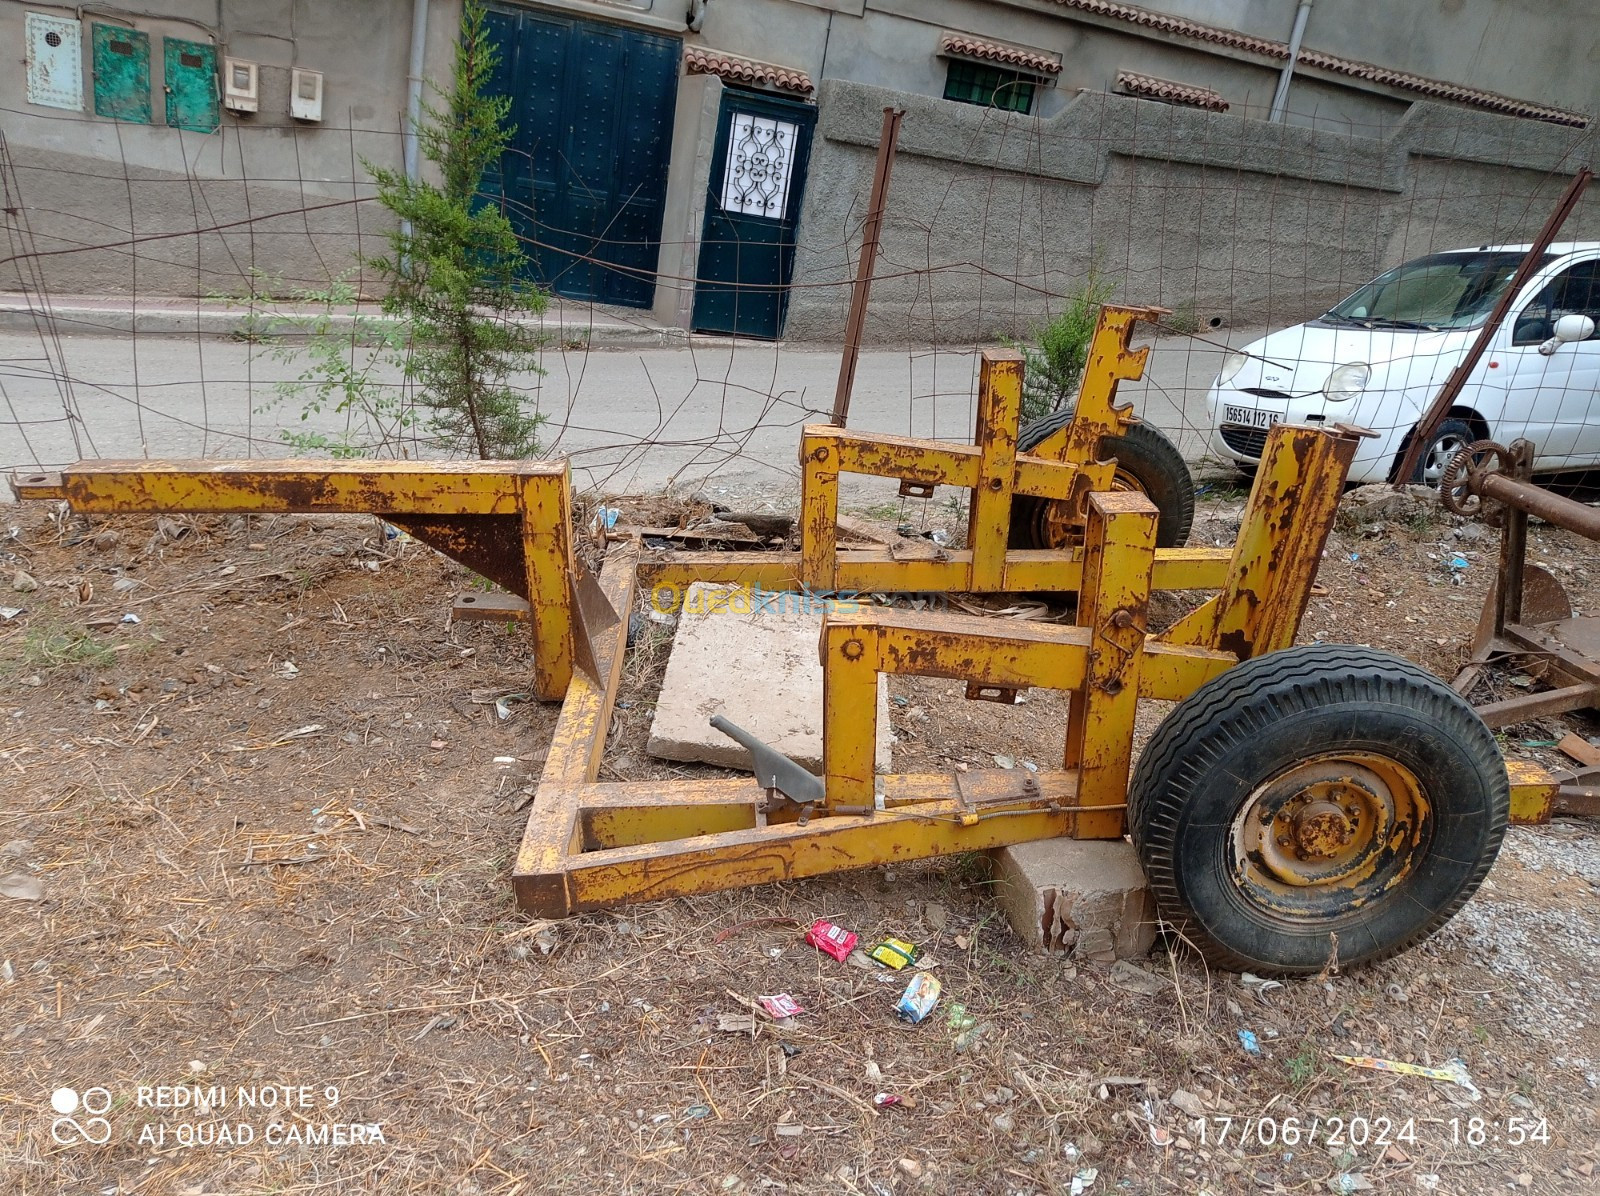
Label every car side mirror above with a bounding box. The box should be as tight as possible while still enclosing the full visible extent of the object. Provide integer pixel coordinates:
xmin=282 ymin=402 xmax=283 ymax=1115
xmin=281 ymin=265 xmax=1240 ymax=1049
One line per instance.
xmin=1538 ymin=313 xmax=1596 ymax=355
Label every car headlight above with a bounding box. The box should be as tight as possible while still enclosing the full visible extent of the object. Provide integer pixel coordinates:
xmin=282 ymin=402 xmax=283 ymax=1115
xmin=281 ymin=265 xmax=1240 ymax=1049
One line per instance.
xmin=1325 ymin=362 xmax=1370 ymax=401
xmin=1218 ymin=351 xmax=1248 ymax=385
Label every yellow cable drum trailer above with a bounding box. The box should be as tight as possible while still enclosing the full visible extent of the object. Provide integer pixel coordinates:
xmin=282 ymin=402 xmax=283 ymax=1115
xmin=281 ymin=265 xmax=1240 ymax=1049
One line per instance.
xmin=12 ymin=307 xmax=1559 ymax=975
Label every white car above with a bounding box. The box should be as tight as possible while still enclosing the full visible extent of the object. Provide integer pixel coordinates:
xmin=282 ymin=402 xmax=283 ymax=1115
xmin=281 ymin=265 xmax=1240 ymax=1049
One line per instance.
xmin=1207 ymin=243 xmax=1600 ymax=484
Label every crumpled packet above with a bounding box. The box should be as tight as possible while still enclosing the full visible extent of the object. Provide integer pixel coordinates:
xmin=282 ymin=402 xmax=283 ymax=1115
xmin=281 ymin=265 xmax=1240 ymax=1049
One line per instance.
xmin=1332 ymin=1054 xmax=1480 ymax=1101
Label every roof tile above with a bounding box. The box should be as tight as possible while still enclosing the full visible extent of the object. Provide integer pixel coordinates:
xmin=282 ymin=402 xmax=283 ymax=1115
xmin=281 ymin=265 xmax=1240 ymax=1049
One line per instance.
xmin=1115 ymin=70 xmax=1228 ymax=111
xmin=939 ymin=33 xmax=1063 ymax=76
xmin=684 ymin=45 xmax=814 ymax=95
xmin=1052 ymin=0 xmax=1586 ymax=127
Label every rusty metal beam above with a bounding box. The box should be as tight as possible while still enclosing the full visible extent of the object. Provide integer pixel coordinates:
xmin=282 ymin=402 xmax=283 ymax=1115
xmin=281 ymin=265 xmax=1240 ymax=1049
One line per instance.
xmin=14 ymin=458 xmax=581 ymax=699
xmin=831 ymin=105 xmax=904 ymax=427
xmin=1063 ymin=490 xmax=1157 ymax=838
xmin=1163 ymin=423 xmax=1363 ymax=659
xmin=638 ymin=546 xmax=1233 ymax=596
xmin=11 ymin=459 xmax=557 ymax=513
xmin=1475 ymin=683 xmax=1598 ymax=729
xmin=1475 ymin=471 xmax=1600 ymax=540
xmin=968 ymin=351 xmax=1024 ymax=591
xmin=511 ymin=542 xmax=639 ymax=916
xmin=1555 ymin=786 xmax=1600 ymax=816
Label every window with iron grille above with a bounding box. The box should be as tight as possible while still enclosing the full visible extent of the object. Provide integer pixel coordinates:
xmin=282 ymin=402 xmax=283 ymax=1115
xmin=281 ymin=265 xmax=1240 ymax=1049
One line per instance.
xmin=943 ymin=60 xmax=1035 ymax=114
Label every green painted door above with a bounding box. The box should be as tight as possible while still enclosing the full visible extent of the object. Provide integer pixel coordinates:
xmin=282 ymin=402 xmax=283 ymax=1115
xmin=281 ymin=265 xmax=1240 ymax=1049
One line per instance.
xmin=92 ymin=24 xmax=151 ymax=124
xmin=164 ymin=38 xmax=219 ymax=132
xmin=692 ymin=90 xmax=816 ymax=339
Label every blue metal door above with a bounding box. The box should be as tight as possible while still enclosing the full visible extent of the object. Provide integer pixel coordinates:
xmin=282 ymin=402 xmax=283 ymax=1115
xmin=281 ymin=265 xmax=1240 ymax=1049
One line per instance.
xmin=484 ymin=7 xmax=679 ymax=309
xmin=692 ymin=89 xmax=816 ymax=339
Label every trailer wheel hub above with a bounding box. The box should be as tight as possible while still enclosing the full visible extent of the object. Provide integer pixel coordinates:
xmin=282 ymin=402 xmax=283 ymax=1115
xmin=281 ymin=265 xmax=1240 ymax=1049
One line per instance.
xmin=1234 ymin=754 xmax=1430 ymax=913
xmin=1293 ymin=798 xmax=1356 ymax=857
xmin=1032 ymin=468 xmax=1141 ymax=548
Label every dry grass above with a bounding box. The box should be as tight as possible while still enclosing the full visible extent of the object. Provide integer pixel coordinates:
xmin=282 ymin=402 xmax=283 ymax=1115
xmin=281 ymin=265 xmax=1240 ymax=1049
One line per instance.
xmin=0 ymin=496 xmax=1595 ymax=1195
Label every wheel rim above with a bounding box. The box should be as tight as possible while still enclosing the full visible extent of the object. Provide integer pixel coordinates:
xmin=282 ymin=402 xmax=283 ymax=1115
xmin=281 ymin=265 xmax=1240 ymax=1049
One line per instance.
xmin=1229 ymin=752 xmax=1432 ymax=921
xmin=1027 ymin=468 xmax=1142 ymax=549
xmin=1422 ymin=432 xmax=1471 ymax=485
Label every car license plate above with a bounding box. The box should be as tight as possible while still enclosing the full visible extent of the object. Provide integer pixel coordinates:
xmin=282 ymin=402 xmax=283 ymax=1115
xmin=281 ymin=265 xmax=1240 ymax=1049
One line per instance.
xmin=1224 ymin=405 xmax=1278 ymax=429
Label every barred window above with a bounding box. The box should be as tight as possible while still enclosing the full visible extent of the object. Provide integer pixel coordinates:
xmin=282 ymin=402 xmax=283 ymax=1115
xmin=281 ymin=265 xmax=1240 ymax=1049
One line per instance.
xmin=943 ymin=60 xmax=1035 ymax=115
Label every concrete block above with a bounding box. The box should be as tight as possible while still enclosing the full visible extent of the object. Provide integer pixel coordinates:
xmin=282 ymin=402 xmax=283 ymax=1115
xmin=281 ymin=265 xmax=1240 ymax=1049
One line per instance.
xmin=647 ymin=582 xmax=893 ymax=775
xmin=988 ymin=838 xmax=1157 ymax=958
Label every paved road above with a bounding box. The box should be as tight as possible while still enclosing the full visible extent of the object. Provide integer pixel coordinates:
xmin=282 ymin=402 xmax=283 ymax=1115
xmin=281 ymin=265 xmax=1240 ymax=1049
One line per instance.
xmin=1 ymin=327 xmax=1264 ymax=501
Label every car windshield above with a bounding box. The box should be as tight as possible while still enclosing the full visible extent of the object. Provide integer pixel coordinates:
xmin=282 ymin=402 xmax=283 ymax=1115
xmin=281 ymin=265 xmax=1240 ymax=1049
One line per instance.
xmin=1322 ymin=251 xmax=1552 ymax=331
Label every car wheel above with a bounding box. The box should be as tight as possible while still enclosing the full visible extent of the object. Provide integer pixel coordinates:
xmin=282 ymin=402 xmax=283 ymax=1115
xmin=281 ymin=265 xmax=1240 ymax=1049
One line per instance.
xmin=1009 ymin=409 xmax=1195 ymax=549
xmin=1128 ymin=644 xmax=1508 ymax=975
xmin=1405 ymin=417 xmax=1476 ymax=486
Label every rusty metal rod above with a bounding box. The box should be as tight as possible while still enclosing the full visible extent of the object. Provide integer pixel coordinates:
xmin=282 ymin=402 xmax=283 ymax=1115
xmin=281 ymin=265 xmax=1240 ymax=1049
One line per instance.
xmin=1476 ymin=472 xmax=1600 ymax=541
xmin=1393 ymin=166 xmax=1593 ymax=486
xmin=831 ymin=106 xmax=904 ymax=428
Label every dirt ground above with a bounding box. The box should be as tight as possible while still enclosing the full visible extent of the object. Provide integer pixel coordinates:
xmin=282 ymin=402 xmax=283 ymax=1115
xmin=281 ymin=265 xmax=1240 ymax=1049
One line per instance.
xmin=0 ymin=479 xmax=1597 ymax=1196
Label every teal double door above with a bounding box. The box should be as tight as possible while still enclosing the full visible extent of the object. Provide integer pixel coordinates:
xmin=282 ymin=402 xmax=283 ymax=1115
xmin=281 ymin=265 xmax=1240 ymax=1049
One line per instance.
xmin=484 ymin=6 xmax=679 ymax=308
xmin=481 ymin=7 xmax=815 ymax=333
xmin=692 ymin=89 xmax=817 ymax=339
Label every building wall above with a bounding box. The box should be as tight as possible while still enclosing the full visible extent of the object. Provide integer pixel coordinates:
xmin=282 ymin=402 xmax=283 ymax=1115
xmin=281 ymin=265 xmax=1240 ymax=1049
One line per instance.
xmin=1139 ymin=0 xmax=1600 ymax=118
xmin=0 ymin=0 xmax=464 ymax=298
xmin=783 ymin=80 xmax=1600 ymax=343
xmin=2 ymin=0 xmax=1592 ymax=341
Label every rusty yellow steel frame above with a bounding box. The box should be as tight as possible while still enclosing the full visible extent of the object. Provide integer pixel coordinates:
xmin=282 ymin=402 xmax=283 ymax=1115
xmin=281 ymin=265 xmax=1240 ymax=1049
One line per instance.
xmin=9 ymin=335 xmax=1561 ymax=920
xmin=510 ymin=419 xmax=1556 ymax=915
xmin=515 ymin=489 xmax=1236 ymax=915
xmin=640 ymin=305 xmax=1232 ymax=601
xmin=11 ymin=459 xmax=582 ymax=701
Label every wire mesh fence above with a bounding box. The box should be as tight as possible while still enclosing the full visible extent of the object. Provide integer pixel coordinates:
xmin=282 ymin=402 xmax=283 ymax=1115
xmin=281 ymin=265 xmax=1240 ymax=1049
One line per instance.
xmin=4 ymin=92 xmax=1600 ymax=516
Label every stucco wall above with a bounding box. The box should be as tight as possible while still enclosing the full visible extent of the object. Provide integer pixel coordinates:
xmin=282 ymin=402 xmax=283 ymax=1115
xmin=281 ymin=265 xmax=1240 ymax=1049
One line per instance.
xmin=784 ymin=80 xmax=1600 ymax=344
xmin=3 ymin=0 xmax=1592 ymax=327
xmin=0 ymin=0 xmax=467 ymax=297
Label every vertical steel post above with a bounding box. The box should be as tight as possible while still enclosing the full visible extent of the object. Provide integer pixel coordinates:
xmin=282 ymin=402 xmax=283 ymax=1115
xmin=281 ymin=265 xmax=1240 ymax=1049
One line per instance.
xmin=520 ymin=470 xmax=577 ymax=701
xmin=1492 ymin=440 xmax=1536 ymax=635
xmin=1269 ymin=1 xmax=1313 ymax=123
xmin=967 ymin=350 xmax=1023 ymax=591
xmin=1064 ymin=491 xmax=1157 ymax=839
xmin=821 ymin=621 xmax=882 ymax=810
xmin=831 ymin=106 xmax=904 ymax=427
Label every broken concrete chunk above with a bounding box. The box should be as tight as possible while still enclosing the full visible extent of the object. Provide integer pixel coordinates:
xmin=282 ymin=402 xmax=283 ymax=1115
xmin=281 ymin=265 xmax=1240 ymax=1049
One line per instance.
xmin=989 ymin=839 xmax=1156 ymax=958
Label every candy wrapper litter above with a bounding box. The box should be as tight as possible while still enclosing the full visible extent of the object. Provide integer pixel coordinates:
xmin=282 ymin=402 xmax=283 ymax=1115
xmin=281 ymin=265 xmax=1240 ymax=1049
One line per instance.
xmin=870 ymin=937 xmax=917 ymax=969
xmin=1333 ymin=1054 xmax=1480 ymax=1101
xmin=895 ymin=972 xmax=941 ymax=1023
xmin=758 ymin=993 xmax=805 ymax=1019
xmin=805 ymin=919 xmax=858 ymax=962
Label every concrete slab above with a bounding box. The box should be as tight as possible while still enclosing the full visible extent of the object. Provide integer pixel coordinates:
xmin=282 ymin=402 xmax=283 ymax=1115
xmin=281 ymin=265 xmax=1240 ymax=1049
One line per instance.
xmin=989 ymin=838 xmax=1157 ymax=959
xmin=647 ymin=582 xmax=893 ymax=775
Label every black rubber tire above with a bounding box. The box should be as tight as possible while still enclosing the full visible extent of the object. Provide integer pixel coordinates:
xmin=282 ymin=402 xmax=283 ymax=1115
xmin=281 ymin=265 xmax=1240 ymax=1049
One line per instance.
xmin=1402 ymin=417 xmax=1476 ymax=486
xmin=1128 ymin=644 xmax=1508 ymax=975
xmin=1010 ymin=408 xmax=1196 ymax=549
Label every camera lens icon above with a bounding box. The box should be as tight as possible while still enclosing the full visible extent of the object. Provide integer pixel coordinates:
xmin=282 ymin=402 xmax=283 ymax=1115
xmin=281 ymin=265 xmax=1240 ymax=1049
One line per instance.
xmin=50 ymin=1086 xmax=112 ymax=1144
